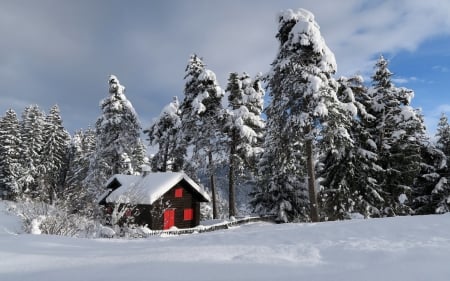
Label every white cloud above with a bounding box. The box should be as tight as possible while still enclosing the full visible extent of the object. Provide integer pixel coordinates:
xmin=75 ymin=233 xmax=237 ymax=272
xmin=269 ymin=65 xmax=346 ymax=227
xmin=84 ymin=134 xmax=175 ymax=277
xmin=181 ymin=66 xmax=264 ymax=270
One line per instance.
xmin=392 ymin=78 xmax=409 ymax=84
xmin=432 ymin=65 xmax=449 ymax=73
xmin=436 ymin=104 xmax=450 ymax=114
xmin=2 ymin=0 xmax=450 ymax=133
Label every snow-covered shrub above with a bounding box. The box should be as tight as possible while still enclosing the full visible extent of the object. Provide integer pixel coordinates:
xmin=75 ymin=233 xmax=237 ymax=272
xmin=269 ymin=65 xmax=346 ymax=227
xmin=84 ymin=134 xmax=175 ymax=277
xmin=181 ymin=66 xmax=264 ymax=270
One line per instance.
xmin=7 ymin=201 xmax=113 ymax=238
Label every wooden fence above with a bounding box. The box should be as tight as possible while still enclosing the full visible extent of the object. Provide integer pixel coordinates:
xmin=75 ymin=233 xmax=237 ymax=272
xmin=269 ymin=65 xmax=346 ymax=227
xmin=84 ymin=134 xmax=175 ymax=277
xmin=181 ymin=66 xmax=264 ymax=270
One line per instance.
xmin=143 ymin=216 xmax=276 ymax=237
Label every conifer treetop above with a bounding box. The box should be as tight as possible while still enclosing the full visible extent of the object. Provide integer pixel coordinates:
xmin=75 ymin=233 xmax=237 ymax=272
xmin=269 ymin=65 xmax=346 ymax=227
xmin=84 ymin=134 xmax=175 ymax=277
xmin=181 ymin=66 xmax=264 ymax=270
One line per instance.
xmin=108 ymin=75 xmax=125 ymax=96
xmin=276 ymin=8 xmax=336 ymax=74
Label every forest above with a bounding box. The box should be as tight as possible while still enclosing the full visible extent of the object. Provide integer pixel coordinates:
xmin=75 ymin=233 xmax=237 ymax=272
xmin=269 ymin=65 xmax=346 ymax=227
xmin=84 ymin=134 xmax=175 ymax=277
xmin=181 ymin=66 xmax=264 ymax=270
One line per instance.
xmin=0 ymin=8 xmax=449 ymax=235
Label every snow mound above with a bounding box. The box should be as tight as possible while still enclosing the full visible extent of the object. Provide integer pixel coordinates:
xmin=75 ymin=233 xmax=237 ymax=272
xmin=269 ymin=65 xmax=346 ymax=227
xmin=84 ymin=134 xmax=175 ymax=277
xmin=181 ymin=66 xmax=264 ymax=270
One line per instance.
xmin=0 ymin=201 xmax=23 ymax=236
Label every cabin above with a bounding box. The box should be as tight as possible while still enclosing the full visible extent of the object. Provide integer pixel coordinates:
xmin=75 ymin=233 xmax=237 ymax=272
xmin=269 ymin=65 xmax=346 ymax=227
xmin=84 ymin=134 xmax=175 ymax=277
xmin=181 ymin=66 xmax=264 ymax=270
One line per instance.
xmin=99 ymin=172 xmax=210 ymax=230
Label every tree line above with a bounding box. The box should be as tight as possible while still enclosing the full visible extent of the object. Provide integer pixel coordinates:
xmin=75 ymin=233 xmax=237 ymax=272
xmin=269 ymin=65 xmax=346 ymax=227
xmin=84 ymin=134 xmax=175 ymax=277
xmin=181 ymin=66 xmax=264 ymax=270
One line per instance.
xmin=0 ymin=8 xmax=449 ymax=224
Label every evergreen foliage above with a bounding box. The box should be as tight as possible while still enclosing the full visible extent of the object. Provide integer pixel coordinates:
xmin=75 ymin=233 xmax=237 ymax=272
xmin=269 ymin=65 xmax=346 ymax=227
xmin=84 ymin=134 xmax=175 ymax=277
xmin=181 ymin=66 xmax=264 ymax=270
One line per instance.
xmin=436 ymin=114 xmax=450 ymax=158
xmin=224 ymin=72 xmax=265 ymax=217
xmin=145 ymin=97 xmax=183 ymax=172
xmin=179 ymin=54 xmax=225 ymax=218
xmin=413 ymin=113 xmax=450 ymax=214
xmin=370 ymin=55 xmax=422 ymax=216
xmin=253 ymin=9 xmax=341 ymax=222
xmin=0 ymin=109 xmax=22 ymax=200
xmin=319 ymin=76 xmax=384 ymax=220
xmin=85 ymin=75 xmax=146 ymax=201
xmin=40 ymin=105 xmax=71 ymax=204
xmin=18 ymin=105 xmax=45 ymax=200
xmin=412 ymin=142 xmax=448 ymax=214
xmin=64 ymin=128 xmax=96 ymax=214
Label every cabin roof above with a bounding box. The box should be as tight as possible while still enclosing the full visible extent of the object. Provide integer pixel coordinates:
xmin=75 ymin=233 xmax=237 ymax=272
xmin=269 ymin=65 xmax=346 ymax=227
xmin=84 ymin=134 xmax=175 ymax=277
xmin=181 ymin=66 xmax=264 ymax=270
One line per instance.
xmin=103 ymin=172 xmax=210 ymax=205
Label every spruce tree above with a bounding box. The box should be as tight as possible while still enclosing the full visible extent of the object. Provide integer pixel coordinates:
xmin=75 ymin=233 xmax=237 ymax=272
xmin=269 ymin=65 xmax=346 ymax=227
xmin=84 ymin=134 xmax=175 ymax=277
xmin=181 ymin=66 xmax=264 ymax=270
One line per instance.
xmin=64 ymin=128 xmax=96 ymax=214
xmin=225 ymin=72 xmax=265 ymax=217
xmin=179 ymin=54 xmax=225 ymax=219
xmin=319 ymin=76 xmax=384 ymax=219
xmin=40 ymin=105 xmax=71 ymax=204
xmin=412 ymin=114 xmax=450 ymax=215
xmin=18 ymin=105 xmax=45 ymax=200
xmin=240 ymin=73 xmax=265 ymax=171
xmin=436 ymin=114 xmax=450 ymax=158
xmin=0 ymin=109 xmax=22 ymax=200
xmin=412 ymin=141 xmax=448 ymax=214
xmin=370 ymin=55 xmax=422 ymax=216
xmin=85 ymin=75 xmax=146 ymax=200
xmin=252 ymin=9 xmax=342 ymax=222
xmin=145 ymin=97 xmax=183 ymax=172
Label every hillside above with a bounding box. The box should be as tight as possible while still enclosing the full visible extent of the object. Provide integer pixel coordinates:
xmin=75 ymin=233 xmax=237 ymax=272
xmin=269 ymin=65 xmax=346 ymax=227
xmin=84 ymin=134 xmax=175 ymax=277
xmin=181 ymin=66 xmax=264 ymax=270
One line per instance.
xmin=1 ymin=201 xmax=450 ymax=281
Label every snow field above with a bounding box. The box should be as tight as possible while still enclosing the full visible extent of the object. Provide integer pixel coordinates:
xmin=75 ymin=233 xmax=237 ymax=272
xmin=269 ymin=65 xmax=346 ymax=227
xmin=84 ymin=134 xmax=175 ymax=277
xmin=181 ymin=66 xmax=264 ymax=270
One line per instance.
xmin=1 ymin=202 xmax=450 ymax=281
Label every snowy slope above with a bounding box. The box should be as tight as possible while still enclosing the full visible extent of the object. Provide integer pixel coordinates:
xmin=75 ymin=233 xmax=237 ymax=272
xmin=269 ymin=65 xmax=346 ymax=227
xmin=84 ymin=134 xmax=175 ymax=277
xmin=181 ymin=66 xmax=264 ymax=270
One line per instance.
xmin=1 ymin=201 xmax=450 ymax=281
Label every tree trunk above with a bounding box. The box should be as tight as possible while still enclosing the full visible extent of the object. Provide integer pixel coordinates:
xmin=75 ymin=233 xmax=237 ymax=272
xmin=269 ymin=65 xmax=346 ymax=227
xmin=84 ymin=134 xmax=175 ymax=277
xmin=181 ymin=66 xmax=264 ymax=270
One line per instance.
xmin=228 ymin=131 xmax=237 ymax=218
xmin=306 ymin=138 xmax=319 ymax=222
xmin=208 ymin=150 xmax=218 ymax=219
xmin=162 ymin=142 xmax=169 ymax=172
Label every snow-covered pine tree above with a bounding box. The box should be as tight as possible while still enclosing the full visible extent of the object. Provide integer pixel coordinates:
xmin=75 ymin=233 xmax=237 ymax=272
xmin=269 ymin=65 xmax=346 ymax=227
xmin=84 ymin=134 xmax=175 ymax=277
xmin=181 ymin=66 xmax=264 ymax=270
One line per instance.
xmin=319 ymin=76 xmax=384 ymax=220
xmin=224 ymin=72 xmax=265 ymax=217
xmin=64 ymin=128 xmax=96 ymax=214
xmin=370 ymin=55 xmax=422 ymax=216
xmin=0 ymin=109 xmax=22 ymax=200
xmin=436 ymin=113 xmax=450 ymax=158
xmin=132 ymin=139 xmax=147 ymax=175
xmin=252 ymin=9 xmax=341 ymax=222
xmin=85 ymin=75 xmax=146 ymax=201
xmin=412 ymin=139 xmax=448 ymax=214
xmin=39 ymin=105 xmax=71 ymax=204
xmin=18 ymin=105 xmax=45 ymax=200
xmin=179 ymin=54 xmax=225 ymax=219
xmin=412 ymin=113 xmax=450 ymax=215
xmin=240 ymin=73 xmax=265 ymax=172
xmin=145 ymin=96 xmax=183 ymax=172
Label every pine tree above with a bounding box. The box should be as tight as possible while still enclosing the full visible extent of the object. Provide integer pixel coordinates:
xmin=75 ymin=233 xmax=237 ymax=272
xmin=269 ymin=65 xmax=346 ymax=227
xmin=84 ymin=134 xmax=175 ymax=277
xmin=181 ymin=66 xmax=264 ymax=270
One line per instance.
xmin=145 ymin=97 xmax=183 ymax=172
xmin=39 ymin=105 xmax=71 ymax=204
xmin=436 ymin=113 xmax=450 ymax=158
xmin=0 ymin=109 xmax=22 ymax=200
xmin=370 ymin=55 xmax=421 ymax=216
xmin=319 ymin=76 xmax=384 ymax=220
xmin=412 ymin=114 xmax=450 ymax=215
xmin=179 ymin=54 xmax=225 ymax=219
xmin=225 ymin=72 xmax=265 ymax=217
xmin=412 ymin=141 xmax=448 ymax=214
xmin=252 ymin=9 xmax=341 ymax=222
xmin=64 ymin=128 xmax=96 ymax=214
xmin=240 ymin=73 xmax=265 ymax=171
xmin=18 ymin=105 xmax=45 ymax=200
xmin=132 ymin=138 xmax=147 ymax=174
xmin=85 ymin=75 xmax=146 ymax=200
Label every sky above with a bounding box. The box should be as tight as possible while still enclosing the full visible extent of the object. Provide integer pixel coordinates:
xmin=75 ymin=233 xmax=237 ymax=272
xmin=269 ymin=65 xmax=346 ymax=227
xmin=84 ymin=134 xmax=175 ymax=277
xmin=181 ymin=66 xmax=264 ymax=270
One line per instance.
xmin=1 ymin=0 xmax=450 ymax=137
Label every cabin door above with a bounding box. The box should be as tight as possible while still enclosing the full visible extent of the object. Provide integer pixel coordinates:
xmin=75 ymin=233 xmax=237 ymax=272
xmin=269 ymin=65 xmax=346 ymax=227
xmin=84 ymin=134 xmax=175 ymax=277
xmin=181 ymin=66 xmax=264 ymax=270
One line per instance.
xmin=163 ymin=209 xmax=175 ymax=230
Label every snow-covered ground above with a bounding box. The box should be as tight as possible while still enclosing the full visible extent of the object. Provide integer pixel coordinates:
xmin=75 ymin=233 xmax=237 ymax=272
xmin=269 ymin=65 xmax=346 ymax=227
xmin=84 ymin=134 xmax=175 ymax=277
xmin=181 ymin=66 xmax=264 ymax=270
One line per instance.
xmin=1 ymin=202 xmax=450 ymax=281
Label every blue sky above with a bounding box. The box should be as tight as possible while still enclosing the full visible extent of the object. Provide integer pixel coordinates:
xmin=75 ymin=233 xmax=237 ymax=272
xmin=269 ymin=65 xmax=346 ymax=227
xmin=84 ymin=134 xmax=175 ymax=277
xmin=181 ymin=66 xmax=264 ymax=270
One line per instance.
xmin=1 ymin=0 xmax=450 ymax=136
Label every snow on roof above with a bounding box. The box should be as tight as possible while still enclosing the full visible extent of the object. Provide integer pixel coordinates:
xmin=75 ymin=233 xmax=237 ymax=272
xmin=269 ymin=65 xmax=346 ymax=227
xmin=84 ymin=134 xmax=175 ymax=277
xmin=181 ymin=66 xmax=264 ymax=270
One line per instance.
xmin=105 ymin=172 xmax=210 ymax=205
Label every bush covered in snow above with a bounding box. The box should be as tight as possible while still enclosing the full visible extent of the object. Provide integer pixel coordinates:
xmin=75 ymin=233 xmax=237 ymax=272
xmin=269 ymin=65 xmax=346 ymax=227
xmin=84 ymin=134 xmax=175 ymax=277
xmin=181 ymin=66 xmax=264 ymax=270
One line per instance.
xmin=6 ymin=201 xmax=114 ymax=238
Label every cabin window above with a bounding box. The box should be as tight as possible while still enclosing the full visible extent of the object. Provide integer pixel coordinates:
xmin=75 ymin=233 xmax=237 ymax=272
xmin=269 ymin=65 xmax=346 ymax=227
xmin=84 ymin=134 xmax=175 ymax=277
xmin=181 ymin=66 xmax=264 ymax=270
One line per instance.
xmin=184 ymin=208 xmax=193 ymax=221
xmin=175 ymin=187 xmax=183 ymax=198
